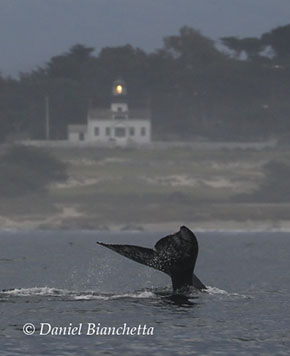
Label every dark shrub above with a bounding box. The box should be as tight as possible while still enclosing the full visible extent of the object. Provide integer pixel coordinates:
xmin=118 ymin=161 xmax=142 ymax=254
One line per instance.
xmin=0 ymin=145 xmax=67 ymax=197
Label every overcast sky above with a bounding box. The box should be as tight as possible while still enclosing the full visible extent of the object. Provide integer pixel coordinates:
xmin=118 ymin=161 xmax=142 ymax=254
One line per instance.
xmin=1 ymin=0 xmax=290 ymax=76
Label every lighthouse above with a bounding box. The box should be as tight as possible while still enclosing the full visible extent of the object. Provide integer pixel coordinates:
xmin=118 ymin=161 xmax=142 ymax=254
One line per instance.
xmin=68 ymin=79 xmax=151 ymax=145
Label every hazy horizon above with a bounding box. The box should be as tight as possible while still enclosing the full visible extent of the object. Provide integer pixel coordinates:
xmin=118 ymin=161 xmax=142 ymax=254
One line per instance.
xmin=1 ymin=0 xmax=290 ymax=76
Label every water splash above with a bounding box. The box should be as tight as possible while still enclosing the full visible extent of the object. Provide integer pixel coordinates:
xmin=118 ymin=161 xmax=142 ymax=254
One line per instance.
xmin=1 ymin=287 xmax=71 ymax=297
xmin=1 ymin=287 xmax=157 ymax=301
xmin=205 ymin=286 xmax=249 ymax=298
xmin=1 ymin=286 xmax=249 ymax=301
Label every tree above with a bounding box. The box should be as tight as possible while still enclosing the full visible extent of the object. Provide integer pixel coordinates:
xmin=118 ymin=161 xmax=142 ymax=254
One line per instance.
xmin=96 ymin=45 xmax=150 ymax=100
xmin=261 ymin=24 xmax=290 ymax=61
xmin=16 ymin=44 xmax=96 ymax=139
xmin=163 ymin=26 xmax=222 ymax=63
xmin=0 ymin=145 xmax=67 ymax=197
xmin=221 ymin=36 xmax=265 ymax=61
xmin=1 ymin=25 xmax=290 ymax=142
xmin=0 ymin=75 xmax=30 ymax=141
xmin=156 ymin=26 xmax=232 ymax=136
xmin=45 ymin=44 xmax=95 ymax=80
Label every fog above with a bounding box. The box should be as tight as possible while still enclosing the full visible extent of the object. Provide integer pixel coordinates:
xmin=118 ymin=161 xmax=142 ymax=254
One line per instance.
xmin=1 ymin=4 xmax=290 ymax=354
xmin=1 ymin=0 xmax=290 ymax=75
xmin=1 ymin=1 xmax=290 ymax=231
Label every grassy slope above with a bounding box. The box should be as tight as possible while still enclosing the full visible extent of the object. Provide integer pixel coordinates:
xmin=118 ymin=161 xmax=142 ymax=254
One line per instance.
xmin=1 ymin=145 xmax=290 ymax=228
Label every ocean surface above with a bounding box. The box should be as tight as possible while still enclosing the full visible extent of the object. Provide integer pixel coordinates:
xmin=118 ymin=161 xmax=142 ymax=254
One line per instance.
xmin=0 ymin=229 xmax=289 ymax=355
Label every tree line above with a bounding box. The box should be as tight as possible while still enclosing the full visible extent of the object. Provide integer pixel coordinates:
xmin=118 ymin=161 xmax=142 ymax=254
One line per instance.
xmin=1 ymin=24 xmax=290 ymax=142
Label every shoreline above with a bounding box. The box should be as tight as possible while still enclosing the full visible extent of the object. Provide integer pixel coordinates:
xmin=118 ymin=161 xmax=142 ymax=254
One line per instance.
xmin=1 ymin=215 xmax=290 ymax=233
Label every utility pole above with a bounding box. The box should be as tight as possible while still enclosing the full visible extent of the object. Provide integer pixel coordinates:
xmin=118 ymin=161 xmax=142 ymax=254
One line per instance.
xmin=45 ymin=96 xmax=50 ymax=140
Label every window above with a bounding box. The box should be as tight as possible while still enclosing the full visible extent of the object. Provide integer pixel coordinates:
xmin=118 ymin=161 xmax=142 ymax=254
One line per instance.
xmin=79 ymin=133 xmax=84 ymax=141
xmin=129 ymin=127 xmax=135 ymax=136
xmin=114 ymin=127 xmax=126 ymax=137
xmin=105 ymin=127 xmax=111 ymax=136
xmin=94 ymin=127 xmax=100 ymax=136
xmin=141 ymin=127 xmax=146 ymax=136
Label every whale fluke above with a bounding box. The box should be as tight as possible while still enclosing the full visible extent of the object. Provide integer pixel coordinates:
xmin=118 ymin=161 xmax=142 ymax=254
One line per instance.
xmin=97 ymin=226 xmax=206 ymax=291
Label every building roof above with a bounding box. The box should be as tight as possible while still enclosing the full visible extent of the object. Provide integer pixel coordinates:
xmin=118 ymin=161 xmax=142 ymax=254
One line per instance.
xmin=88 ymin=108 xmax=151 ymax=120
xmin=68 ymin=124 xmax=87 ymax=133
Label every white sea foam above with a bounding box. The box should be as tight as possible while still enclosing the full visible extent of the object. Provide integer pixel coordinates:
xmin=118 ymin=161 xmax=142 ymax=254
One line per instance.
xmin=1 ymin=287 xmax=157 ymax=300
xmin=73 ymin=294 xmax=110 ymax=300
xmin=2 ymin=286 xmax=249 ymax=300
xmin=205 ymin=286 xmax=249 ymax=298
xmin=111 ymin=291 xmax=156 ymax=299
xmin=73 ymin=290 xmax=156 ymax=300
xmin=2 ymin=287 xmax=70 ymax=297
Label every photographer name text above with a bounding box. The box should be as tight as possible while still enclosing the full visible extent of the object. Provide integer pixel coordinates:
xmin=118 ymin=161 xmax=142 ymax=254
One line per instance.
xmin=23 ymin=322 xmax=154 ymax=336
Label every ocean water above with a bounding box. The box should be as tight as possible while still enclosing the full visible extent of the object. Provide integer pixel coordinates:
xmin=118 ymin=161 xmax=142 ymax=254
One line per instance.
xmin=0 ymin=229 xmax=289 ymax=355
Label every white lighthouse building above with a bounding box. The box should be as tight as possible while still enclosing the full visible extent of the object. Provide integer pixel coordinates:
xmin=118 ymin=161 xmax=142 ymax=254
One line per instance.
xmin=68 ymin=79 xmax=151 ymax=145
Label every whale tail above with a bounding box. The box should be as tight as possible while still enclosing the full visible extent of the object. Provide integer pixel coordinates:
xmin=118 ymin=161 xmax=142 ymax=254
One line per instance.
xmin=97 ymin=226 xmax=206 ymax=291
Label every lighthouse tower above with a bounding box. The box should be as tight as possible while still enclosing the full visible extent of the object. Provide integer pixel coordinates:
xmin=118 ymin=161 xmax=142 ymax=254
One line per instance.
xmin=110 ymin=79 xmax=129 ymax=118
xmin=68 ymin=79 xmax=151 ymax=145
